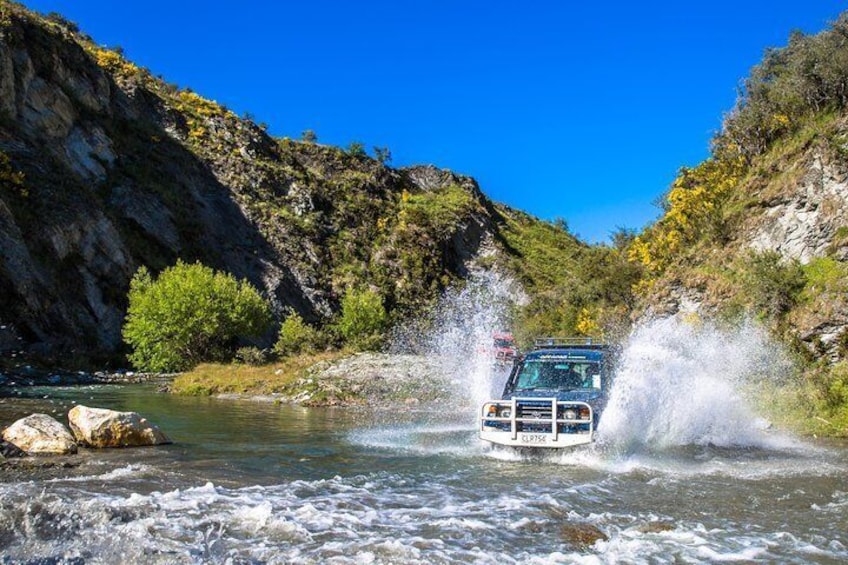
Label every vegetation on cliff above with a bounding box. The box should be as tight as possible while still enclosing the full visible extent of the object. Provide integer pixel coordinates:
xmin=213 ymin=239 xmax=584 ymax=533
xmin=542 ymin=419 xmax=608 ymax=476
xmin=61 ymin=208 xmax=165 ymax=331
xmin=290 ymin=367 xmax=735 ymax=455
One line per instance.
xmin=628 ymin=14 xmax=848 ymax=435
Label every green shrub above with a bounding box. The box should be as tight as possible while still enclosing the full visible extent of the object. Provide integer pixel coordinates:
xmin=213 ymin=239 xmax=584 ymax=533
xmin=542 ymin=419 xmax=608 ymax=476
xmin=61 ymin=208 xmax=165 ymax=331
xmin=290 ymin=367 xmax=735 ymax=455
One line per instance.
xmin=400 ymin=184 xmax=477 ymax=237
xmin=274 ymin=312 xmax=323 ymax=356
xmin=801 ymin=257 xmax=848 ymax=297
xmin=373 ymin=146 xmax=392 ymax=164
xmin=794 ymin=361 xmax=848 ymax=435
xmin=347 ymin=141 xmax=367 ymax=158
xmin=234 ymin=346 xmax=270 ymax=366
xmin=45 ymin=12 xmax=80 ymax=32
xmin=336 ymin=287 xmax=387 ymax=350
xmin=742 ymin=251 xmax=806 ymax=319
xmin=122 ymin=261 xmax=272 ymax=372
xmin=720 ymin=17 xmax=848 ymax=160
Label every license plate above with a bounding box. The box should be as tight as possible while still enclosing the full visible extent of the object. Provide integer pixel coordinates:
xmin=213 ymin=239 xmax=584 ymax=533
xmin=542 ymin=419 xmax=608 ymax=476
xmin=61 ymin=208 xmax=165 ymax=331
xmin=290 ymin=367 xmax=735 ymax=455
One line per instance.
xmin=520 ymin=433 xmax=548 ymax=444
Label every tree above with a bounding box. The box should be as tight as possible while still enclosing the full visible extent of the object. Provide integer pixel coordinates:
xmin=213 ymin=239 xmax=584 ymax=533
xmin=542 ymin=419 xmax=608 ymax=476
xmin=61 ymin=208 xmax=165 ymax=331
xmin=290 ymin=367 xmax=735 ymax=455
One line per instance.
xmin=347 ymin=141 xmax=367 ymax=158
xmin=301 ymin=129 xmax=318 ymax=143
xmin=122 ymin=261 xmax=272 ymax=372
xmin=336 ymin=287 xmax=387 ymax=349
xmin=274 ymin=312 xmax=323 ymax=356
xmin=373 ymin=146 xmax=392 ymax=165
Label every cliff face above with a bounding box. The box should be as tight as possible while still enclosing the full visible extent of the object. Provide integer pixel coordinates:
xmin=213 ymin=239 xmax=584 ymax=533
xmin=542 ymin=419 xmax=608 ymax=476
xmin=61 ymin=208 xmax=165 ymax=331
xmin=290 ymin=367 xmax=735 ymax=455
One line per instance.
xmin=628 ymin=12 xmax=848 ymax=374
xmin=0 ymin=5 xmax=507 ymax=361
xmin=637 ymin=129 xmax=848 ymax=363
xmin=743 ymin=151 xmax=848 ymax=264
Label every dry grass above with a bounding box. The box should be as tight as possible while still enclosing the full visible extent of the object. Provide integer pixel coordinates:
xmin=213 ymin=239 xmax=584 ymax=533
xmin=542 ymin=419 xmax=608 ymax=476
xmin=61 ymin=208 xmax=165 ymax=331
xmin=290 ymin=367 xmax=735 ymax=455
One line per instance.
xmin=171 ymin=350 xmax=348 ymax=396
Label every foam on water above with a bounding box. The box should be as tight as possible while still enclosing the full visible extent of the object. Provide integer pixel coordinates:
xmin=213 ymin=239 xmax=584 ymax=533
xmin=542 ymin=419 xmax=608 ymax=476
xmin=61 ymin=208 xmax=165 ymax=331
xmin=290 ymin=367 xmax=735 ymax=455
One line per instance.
xmin=2 ymin=471 xmax=846 ymax=564
xmin=596 ymin=317 xmax=798 ymax=452
xmin=348 ymin=424 xmax=483 ymax=456
xmin=45 ymin=462 xmax=155 ymax=483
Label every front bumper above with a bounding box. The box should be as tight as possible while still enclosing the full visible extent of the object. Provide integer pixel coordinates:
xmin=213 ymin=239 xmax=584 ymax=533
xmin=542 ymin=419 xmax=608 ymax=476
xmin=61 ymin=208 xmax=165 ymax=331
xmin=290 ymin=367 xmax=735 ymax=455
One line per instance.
xmin=479 ymin=398 xmax=594 ymax=448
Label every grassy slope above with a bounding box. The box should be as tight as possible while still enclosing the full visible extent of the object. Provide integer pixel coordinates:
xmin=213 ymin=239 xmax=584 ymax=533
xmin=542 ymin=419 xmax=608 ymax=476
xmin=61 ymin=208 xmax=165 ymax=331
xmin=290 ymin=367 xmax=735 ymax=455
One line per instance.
xmin=171 ymin=351 xmax=348 ymax=397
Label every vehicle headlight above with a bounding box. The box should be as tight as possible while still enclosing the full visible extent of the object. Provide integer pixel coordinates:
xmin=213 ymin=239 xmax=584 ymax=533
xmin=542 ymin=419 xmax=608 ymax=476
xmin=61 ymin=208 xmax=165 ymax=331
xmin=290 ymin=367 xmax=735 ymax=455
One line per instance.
xmin=499 ymin=407 xmax=511 ymax=418
xmin=563 ymin=408 xmax=578 ymax=420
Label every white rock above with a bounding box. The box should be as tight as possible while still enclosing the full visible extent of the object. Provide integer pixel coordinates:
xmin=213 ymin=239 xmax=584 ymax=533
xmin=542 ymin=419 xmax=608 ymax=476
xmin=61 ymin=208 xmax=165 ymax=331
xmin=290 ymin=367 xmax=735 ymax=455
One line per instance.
xmin=68 ymin=405 xmax=170 ymax=448
xmin=2 ymin=413 xmax=78 ymax=454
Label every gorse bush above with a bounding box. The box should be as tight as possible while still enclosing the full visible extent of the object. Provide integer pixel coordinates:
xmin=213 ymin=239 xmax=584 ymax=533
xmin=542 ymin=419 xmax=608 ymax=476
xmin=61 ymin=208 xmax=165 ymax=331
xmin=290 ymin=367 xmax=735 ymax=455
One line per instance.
xmin=336 ymin=287 xmax=387 ymax=350
xmin=275 ymin=312 xmax=323 ymax=357
xmin=629 ymin=155 xmax=745 ymax=277
xmin=122 ymin=261 xmax=272 ymax=372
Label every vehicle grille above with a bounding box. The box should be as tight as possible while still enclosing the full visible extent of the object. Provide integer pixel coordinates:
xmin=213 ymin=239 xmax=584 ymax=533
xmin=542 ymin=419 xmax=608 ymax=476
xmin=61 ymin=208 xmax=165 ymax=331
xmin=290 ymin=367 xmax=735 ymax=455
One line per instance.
xmin=517 ymin=404 xmax=552 ymax=419
xmin=517 ymin=403 xmax=553 ymax=432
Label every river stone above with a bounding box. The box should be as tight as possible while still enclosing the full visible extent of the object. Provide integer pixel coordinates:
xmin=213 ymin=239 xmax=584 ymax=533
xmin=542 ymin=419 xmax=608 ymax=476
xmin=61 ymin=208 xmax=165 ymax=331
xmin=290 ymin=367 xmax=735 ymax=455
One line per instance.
xmin=1 ymin=413 xmax=78 ymax=454
xmin=68 ymin=405 xmax=170 ymax=448
xmin=559 ymin=522 xmax=608 ymax=548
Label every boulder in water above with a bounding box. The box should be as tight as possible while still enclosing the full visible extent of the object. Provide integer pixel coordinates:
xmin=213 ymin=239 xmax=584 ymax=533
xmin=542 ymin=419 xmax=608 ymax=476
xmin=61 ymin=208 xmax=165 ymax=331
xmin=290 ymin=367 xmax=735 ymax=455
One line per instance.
xmin=559 ymin=522 xmax=608 ymax=548
xmin=1 ymin=414 xmax=78 ymax=454
xmin=68 ymin=405 xmax=171 ymax=448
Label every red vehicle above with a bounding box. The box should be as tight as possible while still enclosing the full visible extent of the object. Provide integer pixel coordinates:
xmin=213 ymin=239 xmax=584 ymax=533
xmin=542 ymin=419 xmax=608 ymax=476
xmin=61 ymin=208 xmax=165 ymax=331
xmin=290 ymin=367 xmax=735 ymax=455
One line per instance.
xmin=492 ymin=332 xmax=518 ymax=364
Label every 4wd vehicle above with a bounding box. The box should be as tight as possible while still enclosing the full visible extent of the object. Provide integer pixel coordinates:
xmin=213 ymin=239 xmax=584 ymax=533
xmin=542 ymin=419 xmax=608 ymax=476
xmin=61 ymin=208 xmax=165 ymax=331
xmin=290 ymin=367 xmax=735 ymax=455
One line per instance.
xmin=492 ymin=332 xmax=518 ymax=365
xmin=480 ymin=337 xmax=611 ymax=449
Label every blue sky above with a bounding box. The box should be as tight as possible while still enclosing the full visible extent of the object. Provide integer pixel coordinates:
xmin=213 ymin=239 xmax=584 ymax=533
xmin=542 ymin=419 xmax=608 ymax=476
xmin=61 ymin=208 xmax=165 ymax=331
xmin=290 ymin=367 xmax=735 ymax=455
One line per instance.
xmin=22 ymin=1 xmax=848 ymax=242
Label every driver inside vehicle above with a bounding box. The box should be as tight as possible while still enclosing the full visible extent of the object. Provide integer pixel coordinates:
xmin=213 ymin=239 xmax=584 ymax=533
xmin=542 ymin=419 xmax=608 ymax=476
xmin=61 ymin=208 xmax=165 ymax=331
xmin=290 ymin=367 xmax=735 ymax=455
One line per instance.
xmin=535 ymin=363 xmax=581 ymax=389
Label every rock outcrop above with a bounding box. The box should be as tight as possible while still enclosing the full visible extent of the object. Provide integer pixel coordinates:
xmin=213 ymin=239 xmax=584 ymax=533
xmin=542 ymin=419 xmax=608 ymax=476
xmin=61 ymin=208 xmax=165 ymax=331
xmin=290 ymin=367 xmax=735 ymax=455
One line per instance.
xmin=285 ymin=352 xmax=456 ymax=406
xmin=638 ymin=143 xmax=848 ymax=361
xmin=1 ymin=413 xmax=77 ymax=454
xmin=0 ymin=6 xmax=512 ymax=362
xmin=67 ymin=405 xmax=170 ymax=448
xmin=745 ymin=154 xmax=848 ymax=264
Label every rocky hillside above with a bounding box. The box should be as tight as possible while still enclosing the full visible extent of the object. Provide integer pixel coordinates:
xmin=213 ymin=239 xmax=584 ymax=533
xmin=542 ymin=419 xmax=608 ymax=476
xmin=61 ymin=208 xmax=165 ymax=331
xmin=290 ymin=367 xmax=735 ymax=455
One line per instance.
xmin=629 ymin=13 xmax=848 ymax=430
xmin=0 ymin=2 xmax=633 ymax=363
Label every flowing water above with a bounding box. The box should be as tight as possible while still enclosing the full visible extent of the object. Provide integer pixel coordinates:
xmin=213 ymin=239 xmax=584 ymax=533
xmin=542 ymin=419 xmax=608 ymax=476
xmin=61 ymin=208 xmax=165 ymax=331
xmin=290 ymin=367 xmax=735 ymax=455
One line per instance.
xmin=1 ymin=313 xmax=848 ymax=563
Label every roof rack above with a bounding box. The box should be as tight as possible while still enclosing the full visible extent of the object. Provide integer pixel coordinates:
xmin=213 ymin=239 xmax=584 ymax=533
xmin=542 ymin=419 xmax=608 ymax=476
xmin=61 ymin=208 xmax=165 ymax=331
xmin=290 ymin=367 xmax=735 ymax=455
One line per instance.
xmin=532 ymin=337 xmax=608 ymax=350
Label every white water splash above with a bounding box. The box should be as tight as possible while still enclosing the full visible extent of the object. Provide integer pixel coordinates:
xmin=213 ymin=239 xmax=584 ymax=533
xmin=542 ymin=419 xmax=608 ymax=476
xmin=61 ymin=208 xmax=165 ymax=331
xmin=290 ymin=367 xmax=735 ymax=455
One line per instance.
xmin=597 ymin=317 xmax=797 ymax=451
xmin=389 ymin=271 xmax=524 ymax=409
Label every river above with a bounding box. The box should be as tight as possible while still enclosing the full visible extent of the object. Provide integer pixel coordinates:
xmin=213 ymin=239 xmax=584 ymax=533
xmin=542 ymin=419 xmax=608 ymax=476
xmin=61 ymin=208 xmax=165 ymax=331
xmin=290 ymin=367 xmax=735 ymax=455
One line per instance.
xmin=3 ymin=312 xmax=848 ymax=564
xmin=0 ymin=381 xmax=847 ymax=564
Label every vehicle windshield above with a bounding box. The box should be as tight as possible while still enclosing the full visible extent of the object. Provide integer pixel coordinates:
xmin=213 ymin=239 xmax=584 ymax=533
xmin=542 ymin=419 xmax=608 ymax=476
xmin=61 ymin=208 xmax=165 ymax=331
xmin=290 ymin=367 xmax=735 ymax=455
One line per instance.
xmin=513 ymin=359 xmax=601 ymax=391
xmin=494 ymin=338 xmax=515 ymax=348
